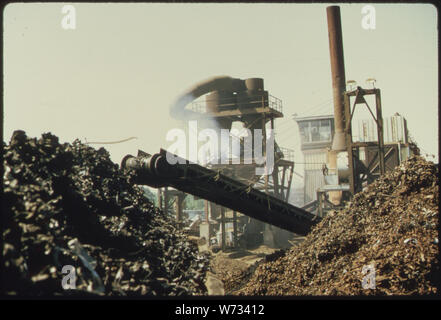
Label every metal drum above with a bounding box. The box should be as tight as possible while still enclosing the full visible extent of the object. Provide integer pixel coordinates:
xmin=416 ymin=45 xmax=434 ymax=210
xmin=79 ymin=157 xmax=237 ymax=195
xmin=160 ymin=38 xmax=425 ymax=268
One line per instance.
xmin=204 ymin=91 xmax=233 ymax=130
xmin=245 ymin=78 xmax=264 ymax=92
xmin=205 ymin=91 xmax=237 ymax=113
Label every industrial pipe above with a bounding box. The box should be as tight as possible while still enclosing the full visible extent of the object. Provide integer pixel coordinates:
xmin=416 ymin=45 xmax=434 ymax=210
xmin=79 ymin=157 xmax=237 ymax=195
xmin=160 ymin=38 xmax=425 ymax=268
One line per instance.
xmin=327 ymin=6 xmax=347 ymax=151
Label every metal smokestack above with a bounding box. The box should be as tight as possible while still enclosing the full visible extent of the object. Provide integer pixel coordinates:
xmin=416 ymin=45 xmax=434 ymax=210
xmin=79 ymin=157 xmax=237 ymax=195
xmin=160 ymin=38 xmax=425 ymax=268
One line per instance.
xmin=327 ymin=6 xmax=347 ymax=151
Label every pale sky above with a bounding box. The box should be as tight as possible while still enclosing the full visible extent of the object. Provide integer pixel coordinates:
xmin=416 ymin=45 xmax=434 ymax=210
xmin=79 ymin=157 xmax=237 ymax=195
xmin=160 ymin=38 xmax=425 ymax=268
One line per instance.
xmin=3 ymin=3 xmax=438 ymax=184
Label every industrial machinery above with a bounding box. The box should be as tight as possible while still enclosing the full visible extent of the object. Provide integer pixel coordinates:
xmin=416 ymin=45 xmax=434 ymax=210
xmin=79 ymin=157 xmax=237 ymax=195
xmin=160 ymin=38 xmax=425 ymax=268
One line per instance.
xmin=121 ymin=149 xmax=320 ymax=236
xmin=167 ymin=75 xmax=297 ymax=247
xmin=121 ymin=5 xmax=416 ymax=244
xmin=296 ymin=6 xmax=418 ymax=217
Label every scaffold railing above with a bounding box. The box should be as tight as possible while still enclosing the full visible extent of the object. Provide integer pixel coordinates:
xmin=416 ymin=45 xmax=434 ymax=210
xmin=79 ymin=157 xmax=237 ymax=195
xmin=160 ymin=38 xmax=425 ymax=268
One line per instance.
xmin=187 ymin=94 xmax=283 ymax=114
xmin=278 ymin=146 xmax=295 ymax=162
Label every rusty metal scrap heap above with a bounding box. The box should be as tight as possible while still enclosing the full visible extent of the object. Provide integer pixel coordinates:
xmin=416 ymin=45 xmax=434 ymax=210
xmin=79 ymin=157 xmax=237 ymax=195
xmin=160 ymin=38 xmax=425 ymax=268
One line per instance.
xmin=238 ymin=156 xmax=439 ymax=295
xmin=2 ymin=131 xmax=209 ymax=296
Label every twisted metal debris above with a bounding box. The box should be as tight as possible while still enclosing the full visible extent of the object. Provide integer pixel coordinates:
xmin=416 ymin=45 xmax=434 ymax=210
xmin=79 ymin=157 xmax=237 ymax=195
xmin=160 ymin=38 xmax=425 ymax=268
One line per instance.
xmin=238 ymin=156 xmax=440 ymax=295
xmin=2 ymin=131 xmax=209 ymax=296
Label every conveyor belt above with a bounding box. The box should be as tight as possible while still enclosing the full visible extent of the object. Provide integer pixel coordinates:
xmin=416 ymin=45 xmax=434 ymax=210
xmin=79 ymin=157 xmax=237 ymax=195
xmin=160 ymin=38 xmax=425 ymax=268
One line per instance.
xmin=121 ymin=149 xmax=321 ymax=236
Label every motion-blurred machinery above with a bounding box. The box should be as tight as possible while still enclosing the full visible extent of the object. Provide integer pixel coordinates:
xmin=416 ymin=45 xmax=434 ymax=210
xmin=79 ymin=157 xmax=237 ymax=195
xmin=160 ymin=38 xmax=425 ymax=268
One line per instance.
xmin=165 ymin=76 xmax=297 ymax=249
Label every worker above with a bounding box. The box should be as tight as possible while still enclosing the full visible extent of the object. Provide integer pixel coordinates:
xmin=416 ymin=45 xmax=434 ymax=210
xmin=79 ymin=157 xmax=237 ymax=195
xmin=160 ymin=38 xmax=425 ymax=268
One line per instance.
xmin=322 ymin=164 xmax=329 ymax=176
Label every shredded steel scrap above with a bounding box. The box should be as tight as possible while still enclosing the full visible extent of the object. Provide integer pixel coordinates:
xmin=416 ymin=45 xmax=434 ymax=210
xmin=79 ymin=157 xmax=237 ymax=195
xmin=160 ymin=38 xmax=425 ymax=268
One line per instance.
xmin=2 ymin=130 xmax=439 ymax=297
xmin=238 ymin=156 xmax=439 ymax=295
xmin=2 ymin=131 xmax=209 ymax=296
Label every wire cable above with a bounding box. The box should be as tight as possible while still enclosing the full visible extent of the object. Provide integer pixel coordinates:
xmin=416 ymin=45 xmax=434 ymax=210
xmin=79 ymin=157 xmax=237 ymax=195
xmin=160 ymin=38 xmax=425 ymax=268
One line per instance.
xmin=85 ymin=137 xmax=138 ymax=145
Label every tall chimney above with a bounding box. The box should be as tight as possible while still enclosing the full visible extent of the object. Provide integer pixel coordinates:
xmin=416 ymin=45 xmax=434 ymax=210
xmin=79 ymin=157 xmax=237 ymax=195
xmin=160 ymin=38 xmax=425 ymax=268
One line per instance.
xmin=327 ymin=6 xmax=347 ymax=151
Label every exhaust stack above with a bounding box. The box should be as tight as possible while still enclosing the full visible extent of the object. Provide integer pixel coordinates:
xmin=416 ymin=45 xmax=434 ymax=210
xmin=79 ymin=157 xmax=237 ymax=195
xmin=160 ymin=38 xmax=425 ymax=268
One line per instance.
xmin=327 ymin=6 xmax=347 ymax=151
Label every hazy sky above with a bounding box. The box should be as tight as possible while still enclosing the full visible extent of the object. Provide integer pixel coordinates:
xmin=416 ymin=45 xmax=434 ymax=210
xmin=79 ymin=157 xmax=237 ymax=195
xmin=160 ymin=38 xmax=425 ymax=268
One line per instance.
xmin=3 ymin=3 xmax=438 ymax=183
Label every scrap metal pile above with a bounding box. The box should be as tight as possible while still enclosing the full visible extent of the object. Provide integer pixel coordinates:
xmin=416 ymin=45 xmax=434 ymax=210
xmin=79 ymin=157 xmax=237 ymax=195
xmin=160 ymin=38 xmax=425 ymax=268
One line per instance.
xmin=209 ymin=253 xmax=254 ymax=294
xmin=2 ymin=131 xmax=209 ymax=296
xmin=238 ymin=156 xmax=440 ymax=295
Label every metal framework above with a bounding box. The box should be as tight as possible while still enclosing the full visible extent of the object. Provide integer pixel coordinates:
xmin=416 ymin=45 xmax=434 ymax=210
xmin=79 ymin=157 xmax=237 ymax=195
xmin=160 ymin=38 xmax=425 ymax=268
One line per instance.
xmin=344 ymin=86 xmax=385 ymax=195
